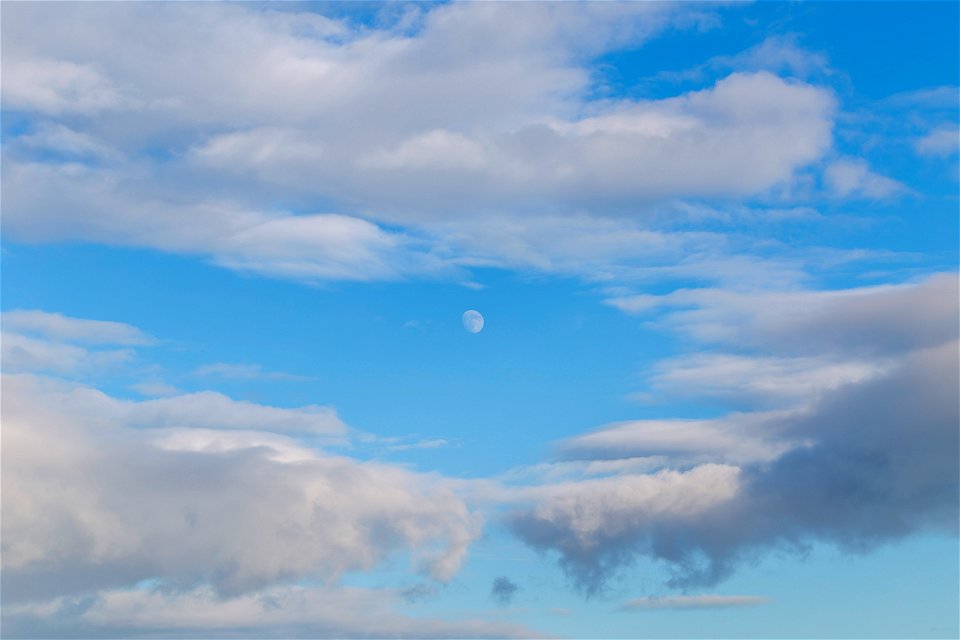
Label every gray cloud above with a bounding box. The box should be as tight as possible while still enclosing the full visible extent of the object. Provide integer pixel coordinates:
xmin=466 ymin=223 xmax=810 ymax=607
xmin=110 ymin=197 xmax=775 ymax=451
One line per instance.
xmin=490 ymin=577 xmax=520 ymax=607
xmin=556 ymin=412 xmax=798 ymax=468
xmin=2 ymin=374 xmax=347 ymax=437
xmin=608 ymin=273 xmax=958 ymax=358
xmin=0 ymin=2 xmax=843 ymax=287
xmin=642 ymin=353 xmax=887 ymax=408
xmin=509 ymin=342 xmax=958 ymax=592
xmin=1 ymin=374 xmax=479 ymax=604
xmin=0 ymin=310 xmax=154 ymax=377
xmin=509 ymin=274 xmax=959 ymax=593
xmin=1 ymin=310 xmax=153 ymax=346
xmin=2 ymin=584 xmax=539 ymax=639
xmin=824 ymin=158 xmax=905 ymax=200
xmin=0 ymin=331 xmax=135 ymax=376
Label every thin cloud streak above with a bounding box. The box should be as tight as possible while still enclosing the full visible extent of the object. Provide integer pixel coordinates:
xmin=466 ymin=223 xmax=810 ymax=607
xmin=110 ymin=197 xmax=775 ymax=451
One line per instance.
xmin=620 ymin=595 xmax=769 ymax=611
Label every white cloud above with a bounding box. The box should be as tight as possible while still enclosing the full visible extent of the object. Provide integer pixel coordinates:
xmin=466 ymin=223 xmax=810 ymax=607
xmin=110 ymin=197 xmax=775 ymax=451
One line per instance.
xmin=655 ymin=34 xmax=831 ymax=86
xmin=556 ymin=413 xmax=802 ymax=467
xmin=426 ymin=214 xmax=695 ymax=274
xmin=645 ymin=353 xmax=888 ymax=406
xmin=384 ymin=438 xmax=451 ymax=452
xmin=0 ymin=2 xmax=843 ymax=286
xmin=716 ymin=34 xmax=828 ymax=78
xmin=0 ymin=56 xmax=127 ymax=114
xmin=915 ymin=125 xmax=959 ymax=157
xmin=129 ymin=381 xmax=179 ymax=397
xmin=189 ymin=71 xmax=835 ymax=214
xmin=824 ymin=158 xmax=904 ymax=199
xmin=2 ymin=310 xmax=153 ymax=345
xmin=606 ymin=273 xmax=959 ymax=358
xmin=1 ymin=332 xmax=134 ymax=375
xmin=130 ymin=391 xmax=347 ymax=436
xmin=1 ymin=161 xmax=435 ymax=283
xmin=881 ymin=85 xmax=959 ymax=110
xmin=1 ymin=373 xmax=480 ymax=604
xmin=3 ymin=374 xmax=347 ymax=437
xmin=17 ymin=122 xmax=118 ymax=159
xmin=152 ymin=428 xmax=333 ymax=464
xmin=0 ymin=311 xmax=151 ymax=378
xmin=0 ymin=2 xmax=686 ymax=133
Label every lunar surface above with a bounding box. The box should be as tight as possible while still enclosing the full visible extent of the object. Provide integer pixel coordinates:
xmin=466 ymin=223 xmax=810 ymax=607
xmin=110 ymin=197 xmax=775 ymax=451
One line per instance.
xmin=462 ymin=310 xmax=484 ymax=334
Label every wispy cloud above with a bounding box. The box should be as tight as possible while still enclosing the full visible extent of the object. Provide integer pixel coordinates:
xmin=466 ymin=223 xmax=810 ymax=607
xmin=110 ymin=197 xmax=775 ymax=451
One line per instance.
xmin=191 ymin=362 xmax=314 ymax=381
xmin=915 ymin=125 xmax=960 ymax=158
xmin=824 ymin=158 xmax=906 ymax=200
xmin=2 ymin=310 xmax=153 ymax=345
xmin=3 ymin=584 xmax=539 ymax=639
xmin=620 ymin=594 xmax=769 ymax=611
xmin=0 ymin=310 xmax=150 ymax=376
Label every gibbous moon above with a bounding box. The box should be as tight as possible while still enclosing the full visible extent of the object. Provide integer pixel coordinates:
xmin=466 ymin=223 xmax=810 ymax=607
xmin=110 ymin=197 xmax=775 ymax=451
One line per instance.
xmin=462 ymin=309 xmax=484 ymax=334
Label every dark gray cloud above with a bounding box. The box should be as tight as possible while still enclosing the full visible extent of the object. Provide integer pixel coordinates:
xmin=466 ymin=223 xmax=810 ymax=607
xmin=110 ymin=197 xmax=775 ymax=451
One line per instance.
xmin=401 ymin=583 xmax=438 ymax=603
xmin=490 ymin=576 xmax=520 ymax=606
xmin=507 ymin=341 xmax=959 ymax=593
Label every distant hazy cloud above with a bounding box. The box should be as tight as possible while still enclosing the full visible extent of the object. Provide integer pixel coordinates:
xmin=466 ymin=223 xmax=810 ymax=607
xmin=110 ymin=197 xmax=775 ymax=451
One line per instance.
xmin=2 ymin=584 xmax=537 ymax=639
xmin=491 ymin=577 xmax=520 ymax=606
xmin=2 ymin=310 xmax=153 ymax=345
xmin=620 ymin=594 xmax=769 ymax=611
xmin=915 ymin=125 xmax=960 ymax=158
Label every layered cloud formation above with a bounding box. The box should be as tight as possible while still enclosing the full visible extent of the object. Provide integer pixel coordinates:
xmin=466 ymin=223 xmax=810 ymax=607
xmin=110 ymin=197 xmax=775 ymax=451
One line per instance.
xmin=1 ymin=2 xmax=848 ymax=285
xmin=507 ymin=275 xmax=959 ymax=592
xmin=1 ymin=312 xmax=501 ymax=637
xmin=1 ymin=2 xmax=957 ymax=637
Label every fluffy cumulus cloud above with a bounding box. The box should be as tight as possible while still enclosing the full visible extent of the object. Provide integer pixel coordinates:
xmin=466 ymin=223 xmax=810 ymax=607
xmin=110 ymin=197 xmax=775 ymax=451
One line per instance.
xmin=507 ymin=276 xmax=959 ymax=592
xmin=1 ymin=373 xmax=480 ymax=605
xmin=0 ymin=2 xmax=842 ymax=285
xmin=1 ymin=312 xmax=542 ymax=636
xmin=239 ymin=69 xmax=833 ymax=213
xmin=1 ymin=2 xmax=957 ymax=635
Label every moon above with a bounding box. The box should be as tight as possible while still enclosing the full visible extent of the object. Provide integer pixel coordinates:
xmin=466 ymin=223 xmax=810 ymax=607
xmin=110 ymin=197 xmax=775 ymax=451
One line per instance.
xmin=462 ymin=309 xmax=484 ymax=334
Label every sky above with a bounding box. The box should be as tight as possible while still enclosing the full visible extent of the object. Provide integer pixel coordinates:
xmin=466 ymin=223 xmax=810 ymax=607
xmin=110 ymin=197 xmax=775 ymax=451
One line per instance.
xmin=0 ymin=1 xmax=958 ymax=638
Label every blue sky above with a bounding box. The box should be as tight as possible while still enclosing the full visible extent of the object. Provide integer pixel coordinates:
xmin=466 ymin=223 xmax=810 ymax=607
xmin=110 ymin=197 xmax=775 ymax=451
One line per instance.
xmin=1 ymin=2 xmax=957 ymax=638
